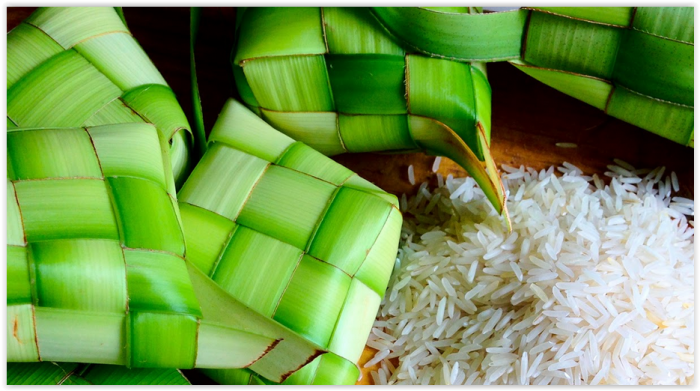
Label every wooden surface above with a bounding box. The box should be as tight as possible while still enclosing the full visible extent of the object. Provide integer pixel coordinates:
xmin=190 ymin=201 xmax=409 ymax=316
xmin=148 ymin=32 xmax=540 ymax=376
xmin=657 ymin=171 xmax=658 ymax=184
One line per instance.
xmin=9 ymin=7 xmax=694 ymax=385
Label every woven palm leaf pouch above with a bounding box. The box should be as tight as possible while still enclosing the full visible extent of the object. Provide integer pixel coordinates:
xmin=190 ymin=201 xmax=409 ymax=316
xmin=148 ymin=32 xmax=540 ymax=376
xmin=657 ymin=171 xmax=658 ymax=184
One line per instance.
xmin=7 ymin=122 xmax=329 ymax=382
xmin=373 ymin=7 xmax=694 ymax=147
xmin=8 ymin=7 xmax=195 ymax=187
xmin=177 ymin=99 xmax=403 ymax=384
xmin=231 ymin=7 xmax=508 ymax=220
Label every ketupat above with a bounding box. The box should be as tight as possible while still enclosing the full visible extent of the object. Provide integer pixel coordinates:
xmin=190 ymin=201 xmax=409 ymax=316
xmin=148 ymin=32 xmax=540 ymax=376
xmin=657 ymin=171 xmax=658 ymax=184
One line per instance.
xmin=230 ymin=7 xmax=508 ymax=222
xmin=7 ymin=123 xmax=324 ymax=382
xmin=7 ymin=7 xmax=195 ymax=187
xmin=372 ymin=7 xmax=694 ymax=147
xmin=7 ymin=362 xmax=190 ymax=385
xmin=178 ymin=99 xmax=403 ymax=384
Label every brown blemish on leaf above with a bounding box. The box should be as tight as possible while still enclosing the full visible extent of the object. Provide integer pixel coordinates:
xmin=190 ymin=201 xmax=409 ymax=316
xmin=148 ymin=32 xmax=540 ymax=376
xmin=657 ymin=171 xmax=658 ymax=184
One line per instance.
xmin=13 ymin=315 xmax=20 ymax=342
xmin=279 ymin=349 xmax=325 ymax=383
xmin=256 ymin=338 xmax=282 ymax=363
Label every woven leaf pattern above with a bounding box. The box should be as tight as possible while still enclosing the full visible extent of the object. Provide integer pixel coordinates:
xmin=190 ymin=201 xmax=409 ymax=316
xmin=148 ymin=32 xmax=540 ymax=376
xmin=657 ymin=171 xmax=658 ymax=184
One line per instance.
xmin=7 ymin=7 xmax=193 ymax=186
xmin=181 ymin=99 xmax=403 ymax=385
xmin=373 ymin=7 xmax=694 ymax=146
xmin=233 ymin=7 xmax=491 ymax=159
xmin=7 ymin=124 xmax=198 ymax=368
xmin=231 ymin=7 xmax=509 ymax=218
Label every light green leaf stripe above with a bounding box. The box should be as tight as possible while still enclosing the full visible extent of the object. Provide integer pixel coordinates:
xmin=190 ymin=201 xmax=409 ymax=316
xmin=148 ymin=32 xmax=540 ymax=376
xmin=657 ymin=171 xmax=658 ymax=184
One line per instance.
xmin=372 ymin=7 xmax=527 ymax=61
xmin=529 ymin=7 xmax=634 ymax=27
xmin=510 ymin=61 xmax=612 ymax=110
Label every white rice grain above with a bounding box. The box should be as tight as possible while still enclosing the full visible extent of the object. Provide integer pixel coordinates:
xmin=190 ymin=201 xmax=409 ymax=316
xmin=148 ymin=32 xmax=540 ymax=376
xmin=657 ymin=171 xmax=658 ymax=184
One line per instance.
xmin=368 ymin=161 xmax=693 ymax=385
xmin=432 ymin=156 xmax=442 ymax=173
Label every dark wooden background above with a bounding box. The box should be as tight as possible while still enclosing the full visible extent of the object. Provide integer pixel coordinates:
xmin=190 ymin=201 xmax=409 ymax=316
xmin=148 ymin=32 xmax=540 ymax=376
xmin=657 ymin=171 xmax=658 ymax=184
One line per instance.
xmin=8 ymin=7 xmax=695 ymax=385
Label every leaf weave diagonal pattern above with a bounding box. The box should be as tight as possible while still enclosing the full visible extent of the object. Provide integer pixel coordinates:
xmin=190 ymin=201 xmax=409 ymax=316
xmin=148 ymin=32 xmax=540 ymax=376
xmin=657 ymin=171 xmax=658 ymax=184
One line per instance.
xmin=231 ymin=7 xmax=508 ymax=218
xmin=7 ymin=124 xmax=199 ymax=369
xmin=180 ymin=99 xmax=403 ymax=385
xmin=372 ymin=7 xmax=694 ymax=146
xmin=233 ymin=7 xmax=492 ymax=160
xmin=7 ymin=7 xmax=194 ymax=186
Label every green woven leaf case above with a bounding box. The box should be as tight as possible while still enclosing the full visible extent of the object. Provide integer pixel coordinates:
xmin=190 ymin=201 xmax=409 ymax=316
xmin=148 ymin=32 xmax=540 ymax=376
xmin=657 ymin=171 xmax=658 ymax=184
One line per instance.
xmin=7 ymin=123 xmax=324 ymax=382
xmin=177 ymin=99 xmax=403 ymax=385
xmin=7 ymin=7 xmax=194 ymax=187
xmin=231 ymin=7 xmax=508 ymax=220
xmin=373 ymin=7 xmax=694 ymax=147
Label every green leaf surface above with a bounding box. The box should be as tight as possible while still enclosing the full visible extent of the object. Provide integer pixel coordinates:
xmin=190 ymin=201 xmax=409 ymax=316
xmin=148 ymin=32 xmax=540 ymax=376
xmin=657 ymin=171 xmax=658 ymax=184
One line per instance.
xmin=689 ymin=130 xmax=694 ymax=148
xmin=74 ymin=32 xmax=167 ymax=91
xmin=15 ymin=179 xmax=119 ymax=242
xmin=407 ymin=55 xmax=480 ymax=159
xmin=236 ymin=165 xmax=337 ymax=249
xmin=353 ymin=206 xmax=403 ymax=297
xmin=338 ymin=114 xmax=416 ymax=153
xmin=273 ymin=255 xmax=351 ymax=347
xmin=471 ymin=65 xmax=492 ymax=141
xmin=607 ymin=86 xmax=694 ymax=145
xmin=232 ymin=64 xmax=259 ymax=107
xmin=633 ymin=7 xmax=694 ymax=42
xmin=12 ymin=352 xmax=108 ymax=382
xmin=87 ymin=123 xmax=167 ymax=190
xmin=8 ymin=50 xmax=121 ymax=128
xmin=8 ymin=128 xmax=102 ymax=181
xmin=524 ymin=11 xmax=623 ymax=79
xmin=178 ymin=143 xmax=269 ymax=221
xmin=7 ymin=246 xmax=31 ymax=305
xmin=328 ymin=279 xmax=381 ymax=363
xmin=261 ymin=109 xmax=345 ymax=156
xmin=34 ymin=307 xmax=125 ymax=364
xmin=107 ymin=176 xmax=185 ymax=255
xmin=326 ymin=54 xmax=407 ymax=114
xmin=32 ymin=239 xmax=127 ymax=313
xmin=511 ymin=60 xmax=613 ymax=110
xmin=612 ymin=29 xmax=693 ymax=106
xmin=82 ymin=98 xmax=145 ymax=127
xmin=243 ymin=55 xmax=335 ymax=112
xmin=26 ymin=7 xmax=128 ymax=49
xmin=311 ymin=353 xmax=360 ymax=385
xmin=8 ymin=362 xmax=79 ymax=385
xmin=80 ymin=364 xmax=190 ymax=385
xmin=530 ymin=7 xmax=634 ymax=26
xmin=121 ymin=84 xmax=192 ymax=143
xmin=309 ymin=187 xmax=392 ymax=275
xmin=323 ymin=7 xmax=404 ymax=55
xmin=7 ymin=304 xmax=40 ymax=362
xmin=196 ymin=322 xmax=279 ymax=369
xmin=7 ymin=181 xmax=24 ymax=246
xmin=213 ymin=226 xmax=303 ymax=317
xmin=372 ymin=7 xmax=527 ymax=61
xmin=187 ymin=262 xmax=325 ymax=382
xmin=343 ymin=174 xmax=399 ymax=207
xmin=128 ymin=311 xmax=198 ymax=368
xmin=7 ymin=23 xmax=64 ymax=90
xmin=276 ymin=141 xmax=354 ymax=185
xmin=209 ymin=99 xmax=294 ymax=162
xmin=178 ymin=203 xmax=237 ymax=275
xmin=124 ymin=250 xmax=201 ymax=316
xmin=234 ymin=7 xmax=326 ymax=64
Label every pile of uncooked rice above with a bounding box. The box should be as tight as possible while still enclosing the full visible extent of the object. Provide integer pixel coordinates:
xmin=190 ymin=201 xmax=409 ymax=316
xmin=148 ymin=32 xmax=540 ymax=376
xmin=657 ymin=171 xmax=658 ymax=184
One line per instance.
xmin=366 ymin=160 xmax=694 ymax=385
